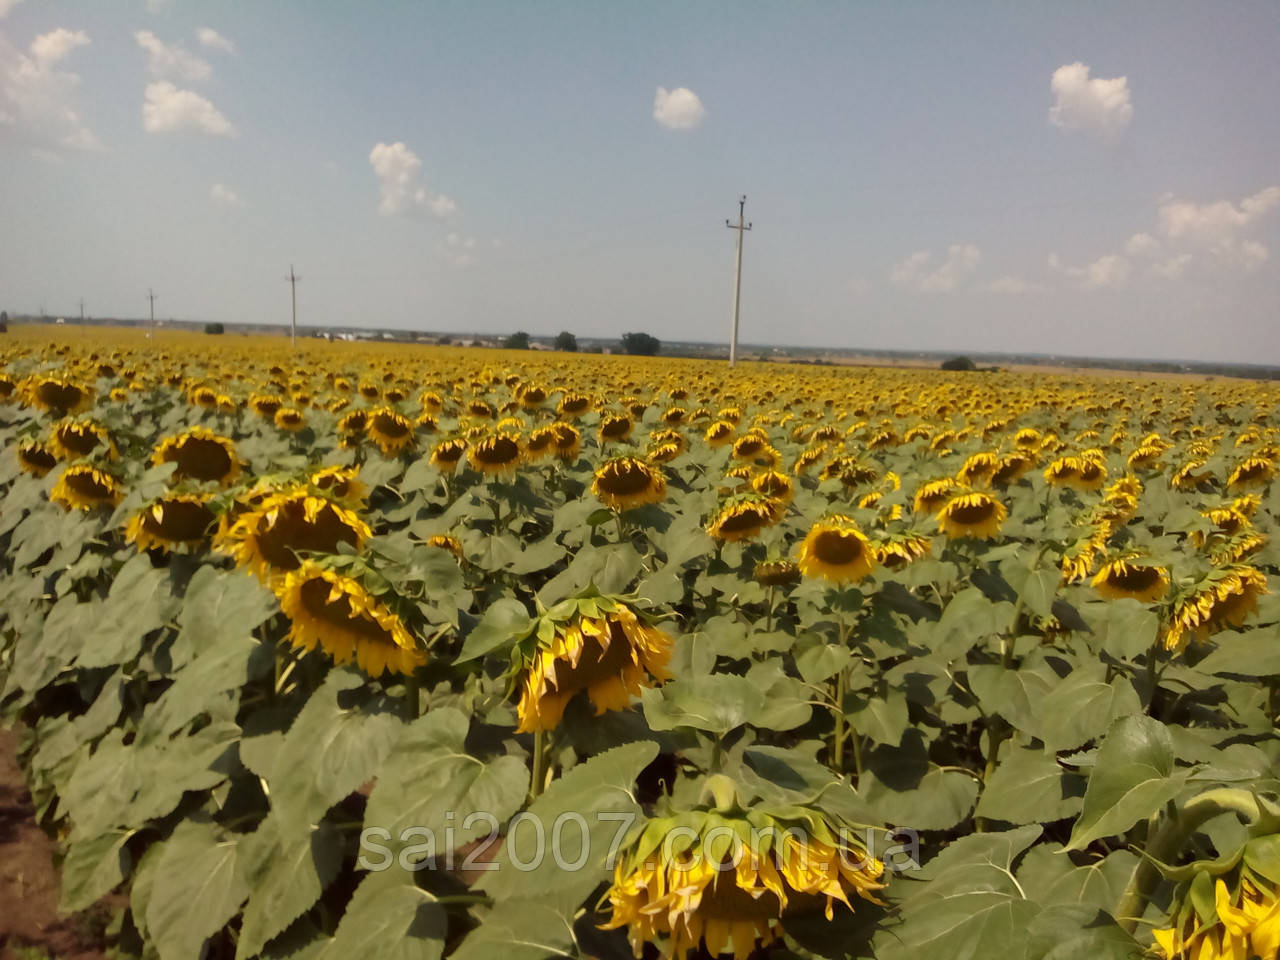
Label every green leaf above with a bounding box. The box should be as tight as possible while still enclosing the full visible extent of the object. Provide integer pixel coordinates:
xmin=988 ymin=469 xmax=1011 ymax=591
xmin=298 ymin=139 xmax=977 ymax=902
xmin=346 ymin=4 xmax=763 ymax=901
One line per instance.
xmin=171 ymin=565 xmax=277 ymax=669
xmin=642 ymin=674 xmax=808 ymax=736
xmin=478 ymin=740 xmax=658 ymax=904
xmin=975 ymin=747 xmax=1085 ymax=826
xmin=1084 ymin=600 xmax=1159 ymax=661
xmin=363 ymin=708 xmax=529 ymax=846
xmin=1005 ymin=560 xmax=1059 ymax=621
xmin=268 ymin=669 xmax=404 ymax=826
xmin=1066 ymin=715 xmax=1188 ymax=851
xmin=457 ymin=598 xmax=534 ymax=662
xmin=847 ymin=688 xmax=910 ymax=746
xmin=537 ymin=542 xmax=644 ymax=604
xmin=317 ymin=868 xmax=445 ymax=960
xmin=76 ymin=553 xmax=175 ymax=668
xmin=139 ymin=633 xmax=271 ymax=743
xmin=1024 ymin=904 xmax=1143 ymax=959
xmin=1196 ymin=631 xmax=1280 ymax=677
xmin=874 ymin=826 xmax=1042 ymax=960
xmin=449 ymin=896 xmax=576 ymax=960
xmin=1029 ymin=675 xmax=1142 ymax=752
xmin=236 ymin=817 xmax=343 ymax=960
xmin=1017 ymin=844 xmax=1140 ymax=912
xmin=59 ymin=828 xmax=134 ymax=912
xmin=145 ymin=820 xmax=250 ymax=960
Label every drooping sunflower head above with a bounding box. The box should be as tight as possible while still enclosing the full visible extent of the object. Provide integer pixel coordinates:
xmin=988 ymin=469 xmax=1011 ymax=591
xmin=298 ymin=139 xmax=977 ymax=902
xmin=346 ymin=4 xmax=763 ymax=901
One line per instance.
xmin=706 ymin=420 xmax=736 ymax=447
xmin=956 ymin=451 xmax=1000 ymax=487
xmin=23 ymin=376 xmax=93 ymax=415
xmin=516 ymin=595 xmax=673 ymax=733
xmin=797 ymin=516 xmax=876 ymax=583
xmin=601 ymin=782 xmax=886 ymax=960
xmin=752 ymin=469 xmax=795 ymax=506
xmin=469 ymin=432 xmax=524 ymax=475
xmin=557 ymin=392 xmax=593 ymax=418
xmin=50 ymin=464 xmax=124 ymax=511
xmin=754 ymin=558 xmax=801 ymax=587
xmin=273 ymin=407 xmax=306 ymax=432
xmin=214 ymin=488 xmax=372 ymax=582
xmin=124 ymin=493 xmax=218 ymax=553
xmin=875 ymin=531 xmax=933 ymax=570
xmin=17 ymin=440 xmax=59 ymax=477
xmin=429 ymin=437 xmax=469 ymax=473
xmin=1162 ymin=565 xmax=1269 ymax=652
xmin=425 ymin=533 xmax=464 ymax=558
xmin=1227 ymin=455 xmax=1275 ymax=490
xmin=707 ymin=494 xmax=781 ymax=542
xmin=152 ymin=427 xmax=241 ymax=486
xmin=337 ymin=408 xmax=369 ymax=444
xmin=591 ymin=456 xmax=667 ymax=512
xmin=365 ymin=407 xmax=414 ymax=456
xmin=599 ymin=413 xmax=633 ymax=443
xmin=276 ymin=560 xmax=425 ymax=678
xmin=912 ymin=477 xmax=960 ymax=514
xmin=250 ymin=393 xmax=283 ymax=419
xmin=49 ymin=419 xmax=116 ymax=461
xmin=1091 ymin=556 xmax=1170 ymax=603
xmin=1171 ymin=458 xmax=1212 ymax=491
xmin=936 ymin=491 xmax=1008 ymax=541
xmin=309 ymin=465 xmax=368 ymax=506
xmin=991 ymin=453 xmax=1034 ymax=487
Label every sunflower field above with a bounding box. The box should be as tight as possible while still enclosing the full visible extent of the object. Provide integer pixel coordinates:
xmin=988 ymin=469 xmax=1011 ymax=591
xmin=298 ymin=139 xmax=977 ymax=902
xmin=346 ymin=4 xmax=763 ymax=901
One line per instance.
xmin=1 ymin=325 xmax=1279 ymax=960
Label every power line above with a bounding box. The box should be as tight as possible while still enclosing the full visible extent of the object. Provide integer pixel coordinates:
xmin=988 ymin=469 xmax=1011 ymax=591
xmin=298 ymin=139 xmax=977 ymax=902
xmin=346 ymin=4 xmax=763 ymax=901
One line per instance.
xmin=725 ymin=195 xmax=752 ymax=368
xmin=286 ymin=265 xmax=301 ymax=349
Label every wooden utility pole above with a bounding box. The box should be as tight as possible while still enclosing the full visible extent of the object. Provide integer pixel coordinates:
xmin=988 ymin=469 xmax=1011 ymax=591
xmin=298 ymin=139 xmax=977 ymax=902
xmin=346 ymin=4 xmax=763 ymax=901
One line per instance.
xmin=78 ymin=298 xmax=84 ymax=321
xmin=147 ymin=289 xmax=157 ymax=339
xmin=286 ymin=265 xmax=301 ymax=348
xmin=725 ymin=195 xmax=752 ymax=367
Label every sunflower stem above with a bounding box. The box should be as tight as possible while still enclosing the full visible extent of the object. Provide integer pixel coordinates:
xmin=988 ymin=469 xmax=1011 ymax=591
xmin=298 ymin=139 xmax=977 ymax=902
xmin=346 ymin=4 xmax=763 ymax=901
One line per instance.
xmin=765 ymin=584 xmax=774 ymax=633
xmin=530 ymin=729 xmax=549 ymax=800
xmin=614 ymin=510 xmax=627 ymax=545
xmin=404 ymin=674 xmax=420 ymax=720
xmin=831 ymin=663 xmax=848 ymax=774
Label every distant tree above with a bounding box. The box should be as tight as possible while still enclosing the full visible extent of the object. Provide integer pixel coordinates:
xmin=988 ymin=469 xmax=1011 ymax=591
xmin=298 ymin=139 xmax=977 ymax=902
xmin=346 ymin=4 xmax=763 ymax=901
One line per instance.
xmin=621 ymin=331 xmax=661 ymax=356
xmin=0 ymin=310 xmax=7 ymax=333
xmin=504 ymin=331 xmax=531 ymax=350
xmin=554 ymin=330 xmax=578 ymax=352
xmin=204 ymin=321 xmax=225 ymax=335
xmin=941 ymin=355 xmax=976 ymax=371
xmin=437 ymin=334 xmax=452 ymax=346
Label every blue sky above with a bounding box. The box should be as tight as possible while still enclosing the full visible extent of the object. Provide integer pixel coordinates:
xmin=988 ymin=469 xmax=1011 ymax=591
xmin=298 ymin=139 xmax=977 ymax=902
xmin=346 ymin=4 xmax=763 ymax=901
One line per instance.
xmin=2 ymin=1 xmax=1278 ymax=363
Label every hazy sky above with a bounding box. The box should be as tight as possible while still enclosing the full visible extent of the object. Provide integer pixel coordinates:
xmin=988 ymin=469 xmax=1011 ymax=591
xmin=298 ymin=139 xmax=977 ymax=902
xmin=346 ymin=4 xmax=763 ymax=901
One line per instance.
xmin=2 ymin=1 xmax=1278 ymax=364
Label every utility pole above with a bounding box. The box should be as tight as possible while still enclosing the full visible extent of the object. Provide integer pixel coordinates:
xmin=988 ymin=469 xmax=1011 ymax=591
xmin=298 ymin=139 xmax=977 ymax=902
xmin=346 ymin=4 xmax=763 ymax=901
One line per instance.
xmin=147 ymin=289 xmax=157 ymax=339
xmin=725 ymin=195 xmax=752 ymax=367
xmin=286 ymin=265 xmax=301 ymax=349
xmin=78 ymin=298 xmax=84 ymax=322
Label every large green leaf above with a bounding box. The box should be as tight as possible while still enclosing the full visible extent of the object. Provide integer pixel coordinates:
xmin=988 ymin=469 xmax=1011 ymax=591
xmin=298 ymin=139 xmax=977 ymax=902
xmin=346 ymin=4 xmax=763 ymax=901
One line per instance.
xmin=170 ymin=564 xmax=277 ymax=668
xmin=58 ymin=827 xmax=134 ymax=912
xmin=316 ymin=868 xmax=446 ymax=960
xmin=1024 ymin=904 xmax=1143 ymax=959
xmin=457 ymin=598 xmax=534 ymax=662
xmin=449 ymin=896 xmax=576 ymax=960
xmin=145 ymin=820 xmax=251 ymax=960
xmin=75 ymin=553 xmax=176 ymax=669
xmin=138 ymin=633 xmax=271 ymax=743
xmin=1066 ymin=715 xmax=1188 ymax=851
xmin=1028 ymin=674 xmax=1142 ymax=752
xmin=975 ymin=746 xmax=1085 ymax=826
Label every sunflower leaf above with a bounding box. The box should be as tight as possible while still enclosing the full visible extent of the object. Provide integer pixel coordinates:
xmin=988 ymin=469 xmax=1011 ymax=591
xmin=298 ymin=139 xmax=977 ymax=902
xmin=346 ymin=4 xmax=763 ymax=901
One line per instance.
xmin=316 ymin=867 xmax=446 ymax=960
xmin=144 ymin=820 xmax=251 ymax=960
xmin=457 ymin=598 xmax=535 ymax=662
xmin=448 ymin=895 xmax=576 ymax=960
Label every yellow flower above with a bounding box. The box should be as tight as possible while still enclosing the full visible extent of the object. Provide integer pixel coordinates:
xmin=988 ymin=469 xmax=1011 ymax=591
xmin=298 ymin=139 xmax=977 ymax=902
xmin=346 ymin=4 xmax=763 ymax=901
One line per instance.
xmin=50 ymin=464 xmax=123 ymax=511
xmin=875 ymin=532 xmax=933 ymax=570
xmin=49 ymin=419 xmax=116 ymax=461
xmin=599 ymin=413 xmax=633 ymax=443
xmin=125 ymin=493 xmax=217 ymax=553
xmin=957 ymin=451 xmax=999 ymax=486
xmin=912 ymin=477 xmax=960 ymax=514
xmin=708 ymin=495 xmax=781 ymax=542
xmin=429 ymin=437 xmax=469 ymax=473
xmin=275 ymin=561 xmax=425 ymax=678
xmin=753 ymin=559 xmax=801 ymax=586
xmin=1163 ymin=566 xmax=1269 ymax=651
xmin=469 ymin=432 xmax=524 ymax=475
xmin=515 ymin=600 xmax=672 ymax=732
xmin=214 ymin=489 xmax=372 ymax=582
xmin=17 ymin=440 xmax=58 ymax=477
xmin=366 ymin=407 xmax=414 ymax=456
xmin=309 ymin=465 xmax=367 ymax=506
xmin=1091 ymin=557 xmax=1169 ymax=602
xmin=152 ymin=427 xmax=240 ymax=486
xmin=592 ymin=456 xmax=667 ymax=512
xmin=425 ymin=534 xmax=464 ymax=558
xmin=751 ymin=469 xmax=794 ymax=506
xmin=797 ymin=517 xmax=876 ymax=583
xmin=22 ymin=376 xmax=93 ymax=415
xmin=274 ymin=407 xmax=306 ymax=431
xmin=936 ymin=491 xmax=1007 ymax=540
xmin=705 ymin=420 xmax=736 ymax=447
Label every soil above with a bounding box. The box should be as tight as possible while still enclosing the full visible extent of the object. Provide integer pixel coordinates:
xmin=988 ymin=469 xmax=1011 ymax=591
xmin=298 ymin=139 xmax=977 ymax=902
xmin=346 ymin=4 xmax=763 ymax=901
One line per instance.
xmin=0 ymin=727 xmax=108 ymax=960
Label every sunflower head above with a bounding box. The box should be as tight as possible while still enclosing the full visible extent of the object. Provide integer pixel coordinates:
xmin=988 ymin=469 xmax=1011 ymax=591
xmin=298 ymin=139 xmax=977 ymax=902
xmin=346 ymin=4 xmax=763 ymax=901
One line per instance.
xmin=602 ymin=783 xmax=886 ymax=960
xmin=17 ymin=440 xmax=58 ymax=477
xmin=515 ymin=594 xmax=673 ymax=733
xmin=592 ymin=456 xmax=667 ymax=512
xmin=50 ymin=464 xmax=124 ymax=511
xmin=754 ymin=558 xmax=801 ymax=587
xmin=214 ymin=488 xmax=372 ymax=582
xmin=874 ymin=531 xmax=933 ymax=570
xmin=1163 ymin=565 xmax=1269 ymax=652
xmin=797 ymin=516 xmax=876 ymax=583
xmin=429 ymin=437 xmax=469 ymax=473
xmin=912 ymin=477 xmax=960 ymax=514
xmin=599 ymin=414 xmax=633 ymax=442
xmin=309 ymin=465 xmax=368 ymax=505
xmin=366 ymin=407 xmax=414 ymax=456
xmin=49 ymin=419 xmax=115 ymax=461
xmin=152 ymin=427 xmax=241 ymax=486
xmin=936 ymin=491 xmax=1008 ymax=540
xmin=706 ymin=420 xmax=736 ymax=446
xmin=23 ymin=376 xmax=93 ymax=415
xmin=469 ymin=432 xmax=524 ymax=475
xmin=125 ymin=493 xmax=218 ymax=553
xmin=752 ymin=469 xmax=795 ymax=506
xmin=425 ymin=533 xmax=464 ymax=558
xmin=708 ymin=494 xmax=781 ymax=542
xmin=276 ymin=559 xmax=425 ymax=678
xmin=1227 ymin=455 xmax=1275 ymax=490
xmin=1091 ymin=556 xmax=1170 ymax=603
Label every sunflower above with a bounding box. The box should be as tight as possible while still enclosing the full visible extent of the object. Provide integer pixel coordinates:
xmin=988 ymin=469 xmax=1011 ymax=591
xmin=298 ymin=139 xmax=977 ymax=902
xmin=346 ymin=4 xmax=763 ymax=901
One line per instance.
xmin=705 ymin=420 xmax=736 ymax=447
xmin=515 ymin=598 xmax=672 ymax=732
xmin=1163 ymin=566 xmax=1269 ymax=651
xmin=152 ymin=427 xmax=241 ymax=486
xmin=1152 ymin=844 xmax=1280 ymax=959
xmin=309 ymin=465 xmax=367 ymax=505
xmin=50 ymin=464 xmax=124 ymax=511
xmin=365 ymin=407 xmax=414 ymax=456
xmin=425 ymin=533 xmax=464 ymax=558
xmin=708 ymin=494 xmax=781 ymax=542
xmin=189 ymin=385 xmax=219 ymax=409
xmin=124 ymin=493 xmax=217 ymax=553
xmin=276 ymin=561 xmax=425 ymax=678
xmin=822 ymin=456 xmax=878 ymax=487
xmin=912 ymin=477 xmax=960 ymax=514
xmin=875 ymin=531 xmax=933 ymax=570
xmin=592 ymin=456 xmax=667 ymax=512
xmin=602 ymin=783 xmax=886 ymax=960
xmin=1091 ymin=557 xmax=1169 ymax=602
xmin=599 ymin=414 xmax=633 ymax=443
xmin=797 ymin=516 xmax=876 ymax=583
xmin=957 ymin=451 xmax=999 ymax=486
xmin=1227 ymin=455 xmax=1275 ymax=489
xmin=337 ymin=408 xmax=369 ymax=443
xmin=271 ymin=407 xmax=305 ymax=431
xmin=557 ymin=393 xmax=592 ymax=418
xmin=17 ymin=440 xmax=58 ymax=477
xmin=22 ymin=376 xmax=93 ymax=415
xmin=991 ymin=453 xmax=1034 ymax=486
xmin=754 ymin=558 xmax=801 ymax=587
xmin=49 ymin=419 xmax=116 ymax=461
xmin=936 ymin=491 xmax=1007 ymax=540
xmin=793 ymin=446 xmax=827 ymax=476
xmin=469 ymin=433 xmax=524 ymax=474
xmin=429 ymin=437 xmax=469 ymax=473
xmin=1171 ymin=458 xmax=1212 ymax=490
xmin=250 ymin=394 xmax=283 ymax=419
xmin=751 ymin=469 xmax=795 ymax=506
xmin=214 ymin=490 xmax=372 ymax=581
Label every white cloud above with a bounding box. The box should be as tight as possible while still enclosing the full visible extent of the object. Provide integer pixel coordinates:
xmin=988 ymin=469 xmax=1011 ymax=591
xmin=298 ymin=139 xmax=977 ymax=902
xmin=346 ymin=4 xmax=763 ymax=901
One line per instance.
xmin=135 ymin=30 xmax=210 ymax=81
xmin=1049 ymin=61 xmax=1132 ymax=139
xmin=985 ymin=275 xmax=1046 ymax=294
xmin=1124 ymin=232 xmax=1160 ymax=257
xmin=1150 ymin=253 xmax=1192 ymax=280
xmin=891 ymin=244 xmax=981 ymax=293
xmin=142 ymin=80 xmax=235 ymax=135
xmin=1053 ymin=252 xmax=1131 ymax=289
xmin=210 ymin=182 xmax=243 ymax=207
xmin=1157 ymin=186 xmax=1280 ymax=269
xmin=368 ymin=141 xmax=456 ymax=218
xmin=0 ymin=0 xmax=27 ymax=19
xmin=653 ymin=86 xmax=705 ymax=130
xmin=0 ymin=27 xmax=99 ymax=150
xmin=196 ymin=27 xmax=234 ymax=54
xmin=1241 ymin=241 xmax=1268 ymax=270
